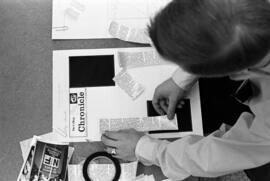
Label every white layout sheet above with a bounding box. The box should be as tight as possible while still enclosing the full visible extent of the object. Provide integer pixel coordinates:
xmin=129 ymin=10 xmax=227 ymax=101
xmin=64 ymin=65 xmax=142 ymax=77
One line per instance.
xmin=52 ymin=0 xmax=171 ymax=39
xmin=53 ymin=47 xmax=203 ymax=142
xmin=68 ymin=161 xmax=138 ymax=181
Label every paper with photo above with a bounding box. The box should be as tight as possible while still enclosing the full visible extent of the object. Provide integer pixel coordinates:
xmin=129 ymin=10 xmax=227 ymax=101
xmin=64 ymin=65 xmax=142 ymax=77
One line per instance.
xmin=18 ymin=136 xmax=74 ymax=181
xmin=28 ymin=140 xmax=69 ymax=181
xmin=20 ymin=132 xmax=68 ymax=161
xmin=52 ymin=0 xmax=171 ymax=39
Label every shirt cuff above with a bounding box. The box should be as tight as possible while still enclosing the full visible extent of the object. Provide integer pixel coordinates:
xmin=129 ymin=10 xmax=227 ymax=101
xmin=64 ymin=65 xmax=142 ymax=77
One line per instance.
xmin=135 ymin=135 xmax=169 ymax=166
xmin=171 ymin=68 xmax=197 ymax=90
xmin=135 ymin=135 xmax=156 ymax=165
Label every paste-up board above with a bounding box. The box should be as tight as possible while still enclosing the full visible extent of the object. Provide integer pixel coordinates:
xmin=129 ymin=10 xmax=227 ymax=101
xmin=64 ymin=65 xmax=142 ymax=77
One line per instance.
xmin=53 ymin=47 xmax=203 ymax=142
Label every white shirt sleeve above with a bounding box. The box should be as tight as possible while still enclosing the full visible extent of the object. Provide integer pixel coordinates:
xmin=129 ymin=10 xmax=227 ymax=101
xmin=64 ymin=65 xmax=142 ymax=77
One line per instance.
xmin=171 ymin=68 xmax=198 ymax=90
xmin=135 ymin=112 xmax=270 ymax=180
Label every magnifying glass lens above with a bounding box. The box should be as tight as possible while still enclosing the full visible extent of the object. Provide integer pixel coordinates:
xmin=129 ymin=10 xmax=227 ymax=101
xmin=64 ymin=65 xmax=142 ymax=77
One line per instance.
xmin=88 ymin=156 xmax=116 ymax=181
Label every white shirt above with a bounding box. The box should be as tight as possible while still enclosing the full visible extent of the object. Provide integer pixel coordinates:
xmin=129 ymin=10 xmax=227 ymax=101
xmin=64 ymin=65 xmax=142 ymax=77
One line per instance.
xmin=135 ymin=54 xmax=270 ymax=180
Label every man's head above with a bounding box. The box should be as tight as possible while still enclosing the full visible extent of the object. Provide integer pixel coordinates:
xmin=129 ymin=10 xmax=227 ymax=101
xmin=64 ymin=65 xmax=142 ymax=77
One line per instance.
xmin=149 ymin=0 xmax=270 ymax=77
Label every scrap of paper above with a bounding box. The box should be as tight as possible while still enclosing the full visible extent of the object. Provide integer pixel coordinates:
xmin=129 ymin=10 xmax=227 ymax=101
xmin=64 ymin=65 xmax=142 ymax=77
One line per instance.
xmin=109 ymin=21 xmax=151 ymax=44
xmin=117 ymin=50 xmax=170 ymax=69
xmin=52 ymin=0 xmax=86 ymax=32
xmin=100 ymin=115 xmax=178 ymax=133
xmin=17 ymin=137 xmax=38 ymax=181
xmin=68 ymin=161 xmax=138 ymax=181
xmin=113 ymin=70 xmax=145 ymax=100
xmin=65 ymin=0 xmax=86 ymax=20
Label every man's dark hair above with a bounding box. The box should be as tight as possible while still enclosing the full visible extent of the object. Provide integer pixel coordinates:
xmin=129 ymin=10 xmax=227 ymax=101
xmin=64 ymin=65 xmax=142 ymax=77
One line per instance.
xmin=149 ymin=0 xmax=270 ymax=76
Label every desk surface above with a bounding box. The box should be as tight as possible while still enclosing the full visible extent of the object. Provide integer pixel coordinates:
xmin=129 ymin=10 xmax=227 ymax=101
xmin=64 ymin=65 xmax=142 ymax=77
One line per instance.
xmin=0 ymin=0 xmax=142 ymax=180
xmin=0 ymin=1 xmax=201 ymax=181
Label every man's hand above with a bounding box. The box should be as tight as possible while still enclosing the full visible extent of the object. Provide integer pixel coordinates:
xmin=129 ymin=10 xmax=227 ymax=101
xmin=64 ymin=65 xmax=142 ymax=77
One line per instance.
xmin=153 ymin=78 xmax=187 ymax=120
xmin=101 ymin=129 xmax=145 ymax=161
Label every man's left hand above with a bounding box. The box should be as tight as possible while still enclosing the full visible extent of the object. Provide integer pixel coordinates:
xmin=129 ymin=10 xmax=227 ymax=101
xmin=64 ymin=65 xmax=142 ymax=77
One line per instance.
xmin=101 ymin=129 xmax=145 ymax=161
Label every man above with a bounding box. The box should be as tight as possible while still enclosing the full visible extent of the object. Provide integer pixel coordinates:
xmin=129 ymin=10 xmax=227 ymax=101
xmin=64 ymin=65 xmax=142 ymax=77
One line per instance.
xmin=101 ymin=0 xmax=270 ymax=180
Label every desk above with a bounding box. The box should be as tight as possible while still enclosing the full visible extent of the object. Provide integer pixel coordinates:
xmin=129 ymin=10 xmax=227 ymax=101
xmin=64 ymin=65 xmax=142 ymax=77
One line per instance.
xmin=0 ymin=0 xmax=141 ymax=180
xmin=0 ymin=1 xmax=243 ymax=181
xmin=0 ymin=1 xmax=202 ymax=180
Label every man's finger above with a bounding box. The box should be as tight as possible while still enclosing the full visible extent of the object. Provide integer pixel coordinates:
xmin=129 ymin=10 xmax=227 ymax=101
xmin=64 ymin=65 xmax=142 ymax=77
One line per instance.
xmin=160 ymin=99 xmax=168 ymax=113
xmin=101 ymin=135 xmax=119 ymax=148
xmin=152 ymin=97 xmax=165 ymax=115
xmin=104 ymin=131 xmax=123 ymax=141
xmin=167 ymin=97 xmax=178 ymax=120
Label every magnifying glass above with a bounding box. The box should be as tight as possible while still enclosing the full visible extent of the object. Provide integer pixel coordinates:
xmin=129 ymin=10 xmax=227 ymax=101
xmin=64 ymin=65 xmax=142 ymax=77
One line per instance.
xmin=83 ymin=152 xmax=121 ymax=181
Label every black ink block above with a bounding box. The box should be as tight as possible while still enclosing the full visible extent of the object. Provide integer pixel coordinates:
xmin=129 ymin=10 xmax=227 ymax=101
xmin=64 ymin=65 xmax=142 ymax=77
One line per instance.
xmin=147 ymin=99 xmax=193 ymax=133
xmin=69 ymin=55 xmax=115 ymax=88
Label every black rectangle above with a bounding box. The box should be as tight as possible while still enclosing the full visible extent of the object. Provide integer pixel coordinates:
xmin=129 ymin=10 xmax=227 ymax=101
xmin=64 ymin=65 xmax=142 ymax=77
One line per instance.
xmin=69 ymin=55 xmax=115 ymax=88
xmin=147 ymin=99 xmax=193 ymax=133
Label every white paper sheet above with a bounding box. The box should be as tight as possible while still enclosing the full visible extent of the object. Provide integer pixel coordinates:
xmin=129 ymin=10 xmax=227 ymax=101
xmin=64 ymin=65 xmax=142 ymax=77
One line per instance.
xmin=99 ymin=115 xmax=178 ymax=134
xmin=68 ymin=161 xmax=138 ymax=181
xmin=53 ymin=47 xmax=203 ymax=142
xmin=52 ymin=0 xmax=171 ymax=39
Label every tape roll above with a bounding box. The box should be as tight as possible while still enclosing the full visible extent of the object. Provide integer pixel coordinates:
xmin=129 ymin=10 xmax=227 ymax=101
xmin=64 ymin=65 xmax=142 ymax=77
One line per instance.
xmin=82 ymin=151 xmax=121 ymax=181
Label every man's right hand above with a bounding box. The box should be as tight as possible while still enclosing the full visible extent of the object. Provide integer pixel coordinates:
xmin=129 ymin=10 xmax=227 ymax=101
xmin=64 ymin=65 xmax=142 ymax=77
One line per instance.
xmin=152 ymin=78 xmax=187 ymax=120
